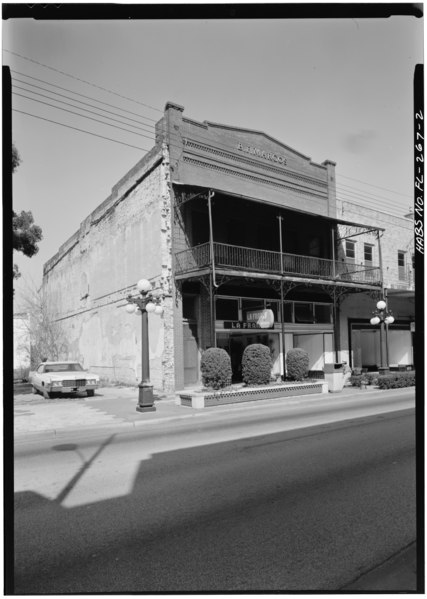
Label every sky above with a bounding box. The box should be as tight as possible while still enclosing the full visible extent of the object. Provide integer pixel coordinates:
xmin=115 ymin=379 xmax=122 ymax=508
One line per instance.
xmin=3 ymin=9 xmax=423 ymax=303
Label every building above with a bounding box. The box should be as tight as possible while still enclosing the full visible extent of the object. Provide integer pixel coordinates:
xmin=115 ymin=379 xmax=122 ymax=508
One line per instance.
xmin=42 ymin=102 xmax=414 ymax=392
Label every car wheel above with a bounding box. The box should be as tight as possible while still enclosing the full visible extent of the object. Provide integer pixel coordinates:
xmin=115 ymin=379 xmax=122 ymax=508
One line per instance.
xmin=87 ymin=390 xmax=95 ymax=397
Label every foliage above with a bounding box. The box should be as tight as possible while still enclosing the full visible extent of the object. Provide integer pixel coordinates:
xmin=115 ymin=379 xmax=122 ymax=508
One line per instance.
xmin=349 ymin=373 xmax=379 ymax=387
xmin=242 ymin=344 xmax=272 ymax=386
xmin=286 ymin=348 xmax=309 ymax=381
xmin=12 ymin=143 xmax=21 ymax=173
xmin=13 ymin=210 xmax=43 ymax=278
xmin=200 ymin=347 xmax=232 ymax=390
xmin=15 ymin=280 xmax=69 ymax=369
xmin=377 ymin=371 xmax=415 ymax=389
xmin=12 ymin=145 xmax=43 ymax=279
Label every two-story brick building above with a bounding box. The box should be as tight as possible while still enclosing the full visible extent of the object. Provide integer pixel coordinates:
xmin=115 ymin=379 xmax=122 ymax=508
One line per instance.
xmin=42 ymin=102 xmax=414 ymax=392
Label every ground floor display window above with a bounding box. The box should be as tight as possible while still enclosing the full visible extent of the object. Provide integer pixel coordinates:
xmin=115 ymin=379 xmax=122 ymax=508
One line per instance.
xmin=350 ymin=323 xmax=413 ymax=370
xmin=293 ymin=333 xmax=334 ymax=371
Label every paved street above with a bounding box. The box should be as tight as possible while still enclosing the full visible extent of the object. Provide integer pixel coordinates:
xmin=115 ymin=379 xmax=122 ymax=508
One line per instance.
xmin=12 ymin=388 xmax=418 ymax=593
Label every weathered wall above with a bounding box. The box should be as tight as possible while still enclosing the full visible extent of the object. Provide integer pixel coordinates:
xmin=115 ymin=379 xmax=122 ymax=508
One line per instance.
xmin=337 ymin=200 xmax=414 ymax=290
xmin=42 ymin=145 xmax=176 ymax=392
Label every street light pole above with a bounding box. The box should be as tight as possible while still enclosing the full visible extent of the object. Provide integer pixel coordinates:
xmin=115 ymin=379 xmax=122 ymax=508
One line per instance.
xmin=126 ymin=278 xmax=164 ymax=412
xmin=370 ymin=297 xmax=394 ymax=376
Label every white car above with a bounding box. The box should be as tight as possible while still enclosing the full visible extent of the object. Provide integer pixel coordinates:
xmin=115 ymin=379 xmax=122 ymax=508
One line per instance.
xmin=29 ymin=361 xmax=100 ymax=399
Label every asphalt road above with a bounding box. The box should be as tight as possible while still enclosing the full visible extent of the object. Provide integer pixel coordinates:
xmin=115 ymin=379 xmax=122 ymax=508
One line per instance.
xmin=13 ymin=405 xmax=416 ymax=593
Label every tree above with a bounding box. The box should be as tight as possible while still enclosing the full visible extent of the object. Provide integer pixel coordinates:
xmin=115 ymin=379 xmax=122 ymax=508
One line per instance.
xmin=16 ymin=280 xmax=69 ymax=369
xmin=12 ymin=144 xmax=43 ymax=279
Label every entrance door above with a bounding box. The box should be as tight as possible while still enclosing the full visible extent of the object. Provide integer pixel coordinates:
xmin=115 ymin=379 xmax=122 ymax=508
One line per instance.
xmin=183 ymin=322 xmax=199 ymax=386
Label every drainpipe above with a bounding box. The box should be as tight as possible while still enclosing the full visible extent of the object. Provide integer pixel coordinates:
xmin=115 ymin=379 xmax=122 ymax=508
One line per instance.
xmin=277 ymin=215 xmax=286 ymax=379
xmin=207 ymin=190 xmax=217 ymax=346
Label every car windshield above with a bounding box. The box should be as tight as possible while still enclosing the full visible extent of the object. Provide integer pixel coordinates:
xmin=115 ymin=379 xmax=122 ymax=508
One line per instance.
xmin=44 ymin=363 xmax=84 ymax=373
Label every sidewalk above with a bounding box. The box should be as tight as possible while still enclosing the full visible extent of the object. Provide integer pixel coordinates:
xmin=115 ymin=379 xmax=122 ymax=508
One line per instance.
xmin=14 ymin=385 xmax=192 ymax=436
xmin=14 ymin=383 xmax=411 ymax=438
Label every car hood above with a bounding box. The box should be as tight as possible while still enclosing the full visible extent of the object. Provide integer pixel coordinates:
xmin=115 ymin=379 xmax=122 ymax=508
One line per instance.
xmin=45 ymin=371 xmax=99 ymax=380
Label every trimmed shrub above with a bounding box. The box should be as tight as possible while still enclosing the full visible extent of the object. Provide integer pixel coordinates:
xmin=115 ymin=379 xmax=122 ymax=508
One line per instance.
xmin=200 ymin=347 xmax=232 ymax=390
xmin=286 ymin=348 xmax=309 ymax=381
xmin=242 ymin=344 xmax=272 ymax=386
xmin=377 ymin=371 xmax=415 ymax=389
xmin=349 ymin=373 xmax=379 ymax=387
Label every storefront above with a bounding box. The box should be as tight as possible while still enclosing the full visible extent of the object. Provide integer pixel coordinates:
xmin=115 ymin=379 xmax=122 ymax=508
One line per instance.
xmin=185 ymin=290 xmax=336 ymax=383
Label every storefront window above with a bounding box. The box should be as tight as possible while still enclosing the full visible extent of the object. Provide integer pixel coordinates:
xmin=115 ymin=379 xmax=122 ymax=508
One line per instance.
xmin=216 ymin=297 xmax=239 ymax=320
xmin=295 ymin=302 xmax=314 ymax=323
xmin=281 ymin=301 xmax=293 ymax=322
xmin=314 ymin=304 xmax=332 ymax=323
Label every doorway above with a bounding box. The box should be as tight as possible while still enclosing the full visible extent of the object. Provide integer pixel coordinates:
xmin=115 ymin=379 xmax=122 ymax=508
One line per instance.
xmin=217 ymin=332 xmax=279 ymax=382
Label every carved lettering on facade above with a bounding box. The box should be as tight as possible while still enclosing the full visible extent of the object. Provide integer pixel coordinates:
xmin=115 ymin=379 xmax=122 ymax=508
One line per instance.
xmin=237 ymin=143 xmax=287 ymax=165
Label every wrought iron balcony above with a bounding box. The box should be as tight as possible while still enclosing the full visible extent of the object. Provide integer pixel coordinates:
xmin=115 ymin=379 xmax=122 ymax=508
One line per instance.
xmin=175 ymin=242 xmax=382 ymax=286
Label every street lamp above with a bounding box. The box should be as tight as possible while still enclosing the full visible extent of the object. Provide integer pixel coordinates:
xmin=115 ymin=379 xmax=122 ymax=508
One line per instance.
xmin=126 ymin=278 xmax=164 ymax=412
xmin=370 ymin=298 xmax=394 ymax=375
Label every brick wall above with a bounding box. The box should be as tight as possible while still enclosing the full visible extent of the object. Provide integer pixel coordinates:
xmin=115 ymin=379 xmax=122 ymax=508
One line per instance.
xmin=42 ymin=145 xmax=177 ymax=392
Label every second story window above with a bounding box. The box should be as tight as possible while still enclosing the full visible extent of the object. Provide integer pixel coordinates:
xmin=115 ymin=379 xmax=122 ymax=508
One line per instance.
xmin=364 ymin=244 xmax=373 ymax=263
xmin=398 ymin=251 xmax=406 ymax=280
xmin=345 ymin=240 xmax=356 ymax=261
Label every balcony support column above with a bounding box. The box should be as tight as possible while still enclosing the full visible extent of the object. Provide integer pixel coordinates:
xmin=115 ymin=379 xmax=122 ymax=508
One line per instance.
xmin=277 ymin=215 xmax=286 ymax=379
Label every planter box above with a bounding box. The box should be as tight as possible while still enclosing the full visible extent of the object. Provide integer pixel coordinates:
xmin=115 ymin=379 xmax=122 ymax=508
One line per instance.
xmin=177 ymin=381 xmax=327 ymax=409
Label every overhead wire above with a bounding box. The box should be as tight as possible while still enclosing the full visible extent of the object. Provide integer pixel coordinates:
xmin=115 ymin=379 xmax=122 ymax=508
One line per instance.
xmin=12 ymin=82 xmax=156 ymax=136
xmin=6 ymin=50 xmax=412 ymax=213
xmin=12 ymin=77 xmax=156 ymax=134
xmin=10 ymin=69 xmax=159 ymax=124
xmin=12 ymin=90 xmax=156 ymax=140
xmin=4 ymin=49 xmax=162 ymax=113
xmin=12 ymin=109 xmax=151 ymax=151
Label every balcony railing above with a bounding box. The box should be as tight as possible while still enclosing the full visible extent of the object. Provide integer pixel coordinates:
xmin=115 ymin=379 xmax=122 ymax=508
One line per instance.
xmin=175 ymin=242 xmax=382 ymax=286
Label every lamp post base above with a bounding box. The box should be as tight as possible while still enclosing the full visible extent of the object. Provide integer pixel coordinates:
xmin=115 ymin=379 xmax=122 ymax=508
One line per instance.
xmin=136 ymin=382 xmax=156 ymax=412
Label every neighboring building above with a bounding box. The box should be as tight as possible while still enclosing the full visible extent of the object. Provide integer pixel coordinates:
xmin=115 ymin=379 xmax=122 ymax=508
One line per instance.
xmin=42 ymin=102 xmax=414 ymax=392
xmin=14 ymin=312 xmax=30 ymax=379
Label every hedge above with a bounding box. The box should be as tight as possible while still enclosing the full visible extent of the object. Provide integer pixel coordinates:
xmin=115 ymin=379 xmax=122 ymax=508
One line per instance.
xmin=242 ymin=344 xmax=272 ymax=386
xmin=377 ymin=371 xmax=415 ymax=389
xmin=200 ymin=347 xmax=232 ymax=390
xmin=286 ymin=348 xmax=309 ymax=381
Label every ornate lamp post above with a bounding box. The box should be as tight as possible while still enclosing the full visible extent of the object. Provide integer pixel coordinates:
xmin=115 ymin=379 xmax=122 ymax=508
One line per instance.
xmin=370 ymin=299 xmax=394 ymax=375
xmin=126 ymin=279 xmax=164 ymax=412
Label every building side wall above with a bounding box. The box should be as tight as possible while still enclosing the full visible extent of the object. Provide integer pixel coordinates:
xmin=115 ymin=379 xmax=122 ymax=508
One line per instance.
xmin=42 ymin=147 xmax=177 ymax=392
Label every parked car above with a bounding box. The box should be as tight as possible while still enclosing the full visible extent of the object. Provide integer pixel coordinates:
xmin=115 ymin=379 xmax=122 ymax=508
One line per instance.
xmin=29 ymin=361 xmax=100 ymax=399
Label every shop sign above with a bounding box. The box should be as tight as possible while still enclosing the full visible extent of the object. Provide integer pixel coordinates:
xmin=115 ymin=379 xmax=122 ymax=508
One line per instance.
xmin=224 ymin=321 xmax=274 ymax=330
xmin=224 ymin=310 xmax=275 ymax=330
xmin=246 ymin=309 xmax=275 ymax=328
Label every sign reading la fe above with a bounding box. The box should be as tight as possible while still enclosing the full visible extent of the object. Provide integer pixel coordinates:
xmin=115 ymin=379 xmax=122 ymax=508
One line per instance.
xmin=237 ymin=143 xmax=287 ymax=166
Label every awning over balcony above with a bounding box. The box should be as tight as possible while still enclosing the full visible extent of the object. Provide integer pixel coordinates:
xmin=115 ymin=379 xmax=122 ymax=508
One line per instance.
xmin=172 ymin=182 xmax=385 ymax=235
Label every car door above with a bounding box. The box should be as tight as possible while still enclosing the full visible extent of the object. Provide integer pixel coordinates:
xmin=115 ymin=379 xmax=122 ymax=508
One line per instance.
xmin=32 ymin=364 xmax=45 ymax=390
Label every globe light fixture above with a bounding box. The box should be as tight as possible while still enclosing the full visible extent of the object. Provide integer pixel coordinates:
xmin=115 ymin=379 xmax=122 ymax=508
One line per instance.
xmin=376 ymin=300 xmax=387 ymax=311
xmin=137 ymin=278 xmax=152 ymax=293
xmin=370 ymin=315 xmax=381 ymax=326
xmin=125 ymin=280 xmax=165 ymax=412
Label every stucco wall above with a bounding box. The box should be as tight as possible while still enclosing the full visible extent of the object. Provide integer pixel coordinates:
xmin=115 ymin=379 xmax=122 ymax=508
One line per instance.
xmin=42 ymin=145 xmax=176 ymax=392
